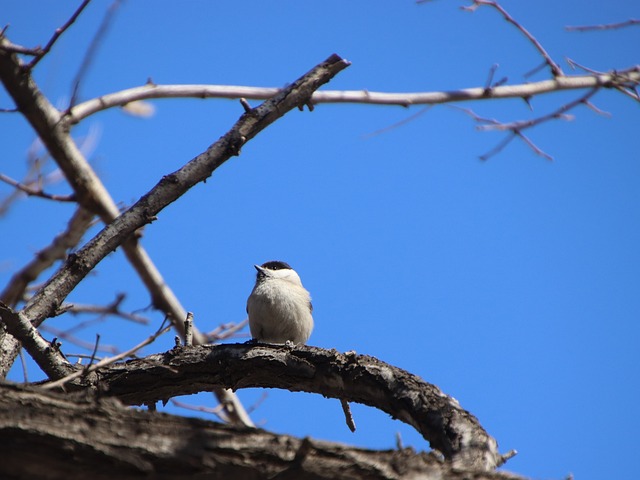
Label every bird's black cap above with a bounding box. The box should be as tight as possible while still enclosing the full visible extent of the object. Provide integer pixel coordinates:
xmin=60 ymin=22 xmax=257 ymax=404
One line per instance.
xmin=258 ymin=261 xmax=292 ymax=271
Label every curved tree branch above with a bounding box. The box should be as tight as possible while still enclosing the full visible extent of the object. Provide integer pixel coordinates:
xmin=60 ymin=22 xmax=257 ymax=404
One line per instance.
xmin=86 ymin=343 xmax=506 ymax=471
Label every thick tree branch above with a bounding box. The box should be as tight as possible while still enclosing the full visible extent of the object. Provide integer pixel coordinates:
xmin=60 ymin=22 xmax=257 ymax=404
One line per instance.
xmin=88 ymin=343 xmax=506 ymax=470
xmin=0 ymin=383 xmax=525 ymax=480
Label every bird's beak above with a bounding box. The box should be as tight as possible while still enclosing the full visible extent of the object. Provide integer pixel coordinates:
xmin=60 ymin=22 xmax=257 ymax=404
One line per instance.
xmin=254 ymin=264 xmax=264 ymax=273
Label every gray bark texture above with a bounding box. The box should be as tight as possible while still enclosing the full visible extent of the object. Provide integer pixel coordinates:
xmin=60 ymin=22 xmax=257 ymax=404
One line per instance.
xmin=0 ymin=382 xmax=526 ymax=480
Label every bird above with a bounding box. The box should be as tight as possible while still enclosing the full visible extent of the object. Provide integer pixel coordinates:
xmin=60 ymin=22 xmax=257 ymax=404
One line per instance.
xmin=246 ymin=261 xmax=314 ymax=344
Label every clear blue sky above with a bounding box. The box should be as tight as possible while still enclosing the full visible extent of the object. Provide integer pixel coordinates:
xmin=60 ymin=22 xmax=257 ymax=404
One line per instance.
xmin=2 ymin=1 xmax=639 ymax=479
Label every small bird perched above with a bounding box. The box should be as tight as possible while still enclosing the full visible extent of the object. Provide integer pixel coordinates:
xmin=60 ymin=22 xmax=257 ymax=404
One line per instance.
xmin=246 ymin=261 xmax=314 ymax=344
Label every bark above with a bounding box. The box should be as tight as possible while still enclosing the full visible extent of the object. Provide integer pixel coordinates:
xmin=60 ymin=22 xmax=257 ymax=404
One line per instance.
xmin=0 ymin=383 xmax=526 ymax=480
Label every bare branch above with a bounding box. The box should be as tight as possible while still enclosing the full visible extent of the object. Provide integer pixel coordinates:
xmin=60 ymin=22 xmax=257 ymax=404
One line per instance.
xmin=39 ymin=325 xmax=119 ymax=354
xmin=59 ymin=293 xmax=150 ymax=326
xmin=170 ymin=398 xmax=229 ymax=422
xmin=463 ymin=0 xmax=564 ymax=77
xmin=0 ymin=207 xmax=94 ymax=309
xmin=41 ymin=319 xmax=171 ymax=390
xmin=68 ymin=0 xmax=121 ymax=109
xmin=26 ymin=0 xmax=93 ymax=70
xmin=65 ymin=68 xmax=640 ymax=123
xmin=476 ymin=88 xmax=598 ymax=131
xmin=0 ymin=206 xmax=94 ymax=377
xmin=454 ymin=88 xmax=600 ymax=160
xmin=0 ymin=173 xmax=76 ymax=202
xmin=515 ymin=131 xmax=553 ymax=161
xmin=565 ymin=18 xmax=640 ymax=32
xmin=205 ymin=318 xmax=249 ymax=342
xmin=363 ymin=105 xmax=432 ymax=138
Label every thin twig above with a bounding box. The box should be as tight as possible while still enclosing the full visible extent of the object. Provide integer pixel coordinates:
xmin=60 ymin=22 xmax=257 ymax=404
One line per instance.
xmin=515 ymin=131 xmax=553 ymax=161
xmin=478 ymin=133 xmax=517 ymax=161
xmin=464 ymin=0 xmax=563 ymax=77
xmin=60 ymin=293 xmax=150 ymax=327
xmin=0 ymin=173 xmax=76 ymax=202
xmin=68 ymin=0 xmax=121 ymax=109
xmin=85 ymin=334 xmax=101 ymax=369
xmin=205 ymin=318 xmax=249 ymax=342
xmin=18 ymin=348 xmax=28 ymax=383
xmin=170 ymin=399 xmax=229 ymax=422
xmin=246 ymin=391 xmax=269 ymax=414
xmin=0 ymin=207 xmax=95 ymax=310
xmin=362 ymin=105 xmax=432 ymax=138
xmin=476 ymin=88 xmax=599 ymax=132
xmin=41 ymin=319 xmax=172 ymax=390
xmin=454 ymin=88 xmax=600 ymax=160
xmin=27 ymin=0 xmax=93 ymax=70
xmin=565 ymin=18 xmax=640 ymax=32
xmin=39 ymin=325 xmax=119 ymax=354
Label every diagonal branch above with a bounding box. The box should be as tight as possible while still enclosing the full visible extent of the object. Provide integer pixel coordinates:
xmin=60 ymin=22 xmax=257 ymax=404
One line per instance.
xmin=3 ymin=33 xmax=337 ymax=425
xmin=0 ymin=52 xmax=350 ymax=382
